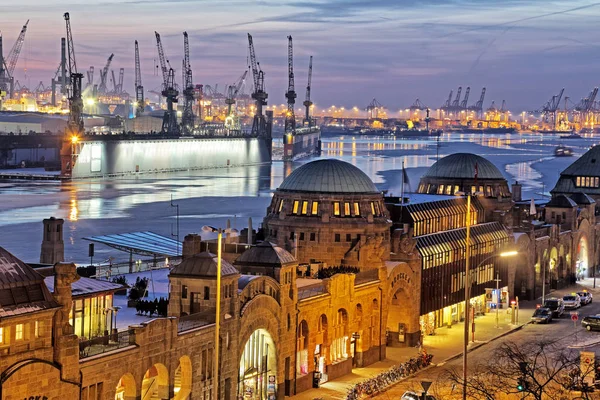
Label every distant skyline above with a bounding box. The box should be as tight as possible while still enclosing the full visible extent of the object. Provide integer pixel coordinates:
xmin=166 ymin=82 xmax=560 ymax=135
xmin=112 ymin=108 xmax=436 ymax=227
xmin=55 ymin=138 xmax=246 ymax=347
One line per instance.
xmin=2 ymin=0 xmax=600 ymax=111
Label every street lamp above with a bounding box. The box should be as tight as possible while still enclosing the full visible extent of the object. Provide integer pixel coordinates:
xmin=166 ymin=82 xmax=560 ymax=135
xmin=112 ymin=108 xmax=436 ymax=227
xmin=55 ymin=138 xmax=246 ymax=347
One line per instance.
xmin=201 ymin=225 xmax=238 ymax=399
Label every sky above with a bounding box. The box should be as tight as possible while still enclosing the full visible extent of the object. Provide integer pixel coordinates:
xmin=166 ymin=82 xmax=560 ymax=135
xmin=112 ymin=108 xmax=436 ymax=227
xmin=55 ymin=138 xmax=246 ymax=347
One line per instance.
xmin=2 ymin=0 xmax=600 ymax=111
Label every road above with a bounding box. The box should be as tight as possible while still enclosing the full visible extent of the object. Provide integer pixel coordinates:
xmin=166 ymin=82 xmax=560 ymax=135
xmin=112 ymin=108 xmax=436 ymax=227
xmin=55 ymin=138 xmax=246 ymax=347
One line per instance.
xmin=374 ymin=285 xmax=600 ymax=400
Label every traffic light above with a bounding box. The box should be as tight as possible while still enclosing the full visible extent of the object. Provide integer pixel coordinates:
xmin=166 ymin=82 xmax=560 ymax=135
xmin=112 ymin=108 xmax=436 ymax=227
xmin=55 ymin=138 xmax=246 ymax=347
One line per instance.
xmin=517 ymin=377 xmax=529 ymax=391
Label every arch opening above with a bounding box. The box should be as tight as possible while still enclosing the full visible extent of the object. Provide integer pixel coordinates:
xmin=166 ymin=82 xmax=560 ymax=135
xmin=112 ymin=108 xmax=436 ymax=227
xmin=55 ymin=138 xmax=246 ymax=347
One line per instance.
xmin=115 ymin=373 xmax=136 ymax=400
xmin=577 ymin=236 xmax=589 ymax=279
xmin=296 ymin=320 xmax=309 ymax=375
xmin=141 ymin=363 xmax=169 ymax=400
xmin=173 ymin=356 xmax=192 ymax=400
xmin=238 ymin=328 xmax=277 ymax=400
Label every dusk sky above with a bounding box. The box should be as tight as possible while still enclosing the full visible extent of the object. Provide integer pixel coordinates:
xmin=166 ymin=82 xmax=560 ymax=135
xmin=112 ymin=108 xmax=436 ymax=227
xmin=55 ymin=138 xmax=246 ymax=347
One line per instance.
xmin=2 ymin=0 xmax=600 ymax=111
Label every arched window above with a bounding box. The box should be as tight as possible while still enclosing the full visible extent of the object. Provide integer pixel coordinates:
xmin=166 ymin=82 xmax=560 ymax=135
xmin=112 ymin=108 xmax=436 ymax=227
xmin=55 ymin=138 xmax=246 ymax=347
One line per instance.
xmin=296 ymin=320 xmax=309 ymax=375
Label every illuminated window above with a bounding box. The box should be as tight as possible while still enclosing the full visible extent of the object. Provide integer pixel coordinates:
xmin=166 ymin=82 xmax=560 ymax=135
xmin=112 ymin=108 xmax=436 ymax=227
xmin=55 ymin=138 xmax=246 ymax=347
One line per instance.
xmin=293 ymin=201 xmax=299 ymax=214
xmin=0 ymin=327 xmax=3 ymax=343
xmin=34 ymin=321 xmax=40 ymax=338
xmin=445 ymin=186 xmax=452 ymax=195
xmin=586 ymin=177 xmax=591 ymax=187
xmin=344 ymin=203 xmax=351 ymax=216
xmin=576 ymin=177 xmax=581 ymax=187
xmin=596 ymin=177 xmax=599 ymax=187
xmin=478 ymin=186 xmax=483 ymax=193
xmin=311 ymin=201 xmax=319 ymax=215
xmin=354 ymin=202 xmax=360 ymax=216
xmin=454 ymin=185 xmax=459 ymax=195
xmin=15 ymin=324 xmax=23 ymax=341
xmin=301 ymin=201 xmax=308 ymax=215
xmin=333 ymin=202 xmax=340 ymax=216
xmin=438 ymin=185 xmax=445 ymax=194
xmin=278 ymin=199 xmax=284 ymax=213
xmin=370 ymin=202 xmax=376 ymax=215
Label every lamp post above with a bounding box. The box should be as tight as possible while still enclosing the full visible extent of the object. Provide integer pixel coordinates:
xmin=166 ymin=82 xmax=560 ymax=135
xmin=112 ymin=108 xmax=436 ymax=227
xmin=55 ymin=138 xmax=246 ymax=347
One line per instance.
xmin=171 ymin=195 xmax=180 ymax=256
xmin=202 ymin=225 xmax=238 ymax=399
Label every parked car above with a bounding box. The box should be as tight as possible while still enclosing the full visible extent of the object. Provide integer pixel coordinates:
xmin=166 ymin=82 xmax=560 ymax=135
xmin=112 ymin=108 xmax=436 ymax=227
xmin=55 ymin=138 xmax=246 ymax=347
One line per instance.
xmin=531 ymin=307 xmax=553 ymax=324
xmin=577 ymin=291 xmax=593 ymax=305
xmin=401 ymin=392 xmax=436 ymax=400
xmin=581 ymin=315 xmax=600 ymax=331
xmin=563 ymin=294 xmax=582 ymax=309
xmin=543 ymin=298 xmax=565 ymax=317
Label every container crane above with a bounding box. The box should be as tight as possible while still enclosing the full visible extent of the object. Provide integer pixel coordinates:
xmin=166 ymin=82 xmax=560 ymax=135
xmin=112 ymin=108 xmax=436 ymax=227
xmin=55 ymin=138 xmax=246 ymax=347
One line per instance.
xmin=155 ymin=31 xmax=179 ymax=135
xmin=451 ymin=86 xmax=462 ymax=111
xmin=97 ymin=53 xmax=114 ymax=94
xmin=366 ymin=98 xmax=383 ymax=120
xmin=248 ymin=33 xmax=268 ymax=137
xmin=64 ymin=12 xmax=83 ymax=136
xmin=539 ymin=88 xmax=564 ymax=129
xmin=181 ymin=32 xmax=195 ymax=134
xmin=0 ymin=20 xmax=28 ymax=99
xmin=469 ymin=87 xmax=486 ymax=118
xmin=134 ymin=40 xmax=144 ymax=116
xmin=303 ymin=56 xmax=313 ymax=127
xmin=459 ymin=86 xmax=470 ymax=110
xmin=224 ymin=70 xmax=248 ymax=129
xmin=284 ymin=35 xmax=296 ymax=134
xmin=441 ymin=90 xmax=453 ymax=111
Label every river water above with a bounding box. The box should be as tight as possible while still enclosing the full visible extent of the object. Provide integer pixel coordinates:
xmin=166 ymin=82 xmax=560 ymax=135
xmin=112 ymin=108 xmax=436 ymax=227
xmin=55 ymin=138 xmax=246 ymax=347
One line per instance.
xmin=0 ymin=132 xmax=597 ymax=263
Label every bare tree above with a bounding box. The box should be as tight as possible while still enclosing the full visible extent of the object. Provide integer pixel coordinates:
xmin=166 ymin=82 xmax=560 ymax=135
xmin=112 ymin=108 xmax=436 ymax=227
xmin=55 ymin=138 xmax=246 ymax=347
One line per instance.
xmin=444 ymin=339 xmax=580 ymax=400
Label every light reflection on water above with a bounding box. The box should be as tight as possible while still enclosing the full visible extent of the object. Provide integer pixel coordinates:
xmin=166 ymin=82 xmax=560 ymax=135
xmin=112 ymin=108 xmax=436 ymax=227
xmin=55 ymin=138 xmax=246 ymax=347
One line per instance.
xmin=1 ymin=133 xmax=598 ymax=228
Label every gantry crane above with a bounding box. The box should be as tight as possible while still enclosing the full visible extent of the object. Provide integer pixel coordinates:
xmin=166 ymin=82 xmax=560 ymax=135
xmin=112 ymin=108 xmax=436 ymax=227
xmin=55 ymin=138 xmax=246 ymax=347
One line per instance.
xmin=134 ymin=40 xmax=144 ymax=116
xmin=284 ymin=35 xmax=296 ymax=134
xmin=539 ymin=88 xmax=565 ymax=129
xmin=451 ymin=87 xmax=462 ymax=111
xmin=303 ymin=56 xmax=313 ymax=127
xmin=459 ymin=87 xmax=470 ymax=110
xmin=469 ymin=88 xmax=486 ymax=118
xmin=181 ymin=32 xmax=195 ymax=134
xmin=366 ymin=98 xmax=384 ymax=120
xmin=248 ymin=33 xmax=268 ymax=137
xmin=224 ymin=70 xmax=248 ymax=130
xmin=0 ymin=20 xmax=29 ymax=100
xmin=97 ymin=54 xmax=114 ymax=94
xmin=155 ymin=31 xmax=179 ymax=135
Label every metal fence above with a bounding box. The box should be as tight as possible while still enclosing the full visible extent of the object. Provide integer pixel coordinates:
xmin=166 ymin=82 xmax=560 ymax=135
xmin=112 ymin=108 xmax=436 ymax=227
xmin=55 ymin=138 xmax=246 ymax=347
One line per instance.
xmin=79 ymin=330 xmax=134 ymax=359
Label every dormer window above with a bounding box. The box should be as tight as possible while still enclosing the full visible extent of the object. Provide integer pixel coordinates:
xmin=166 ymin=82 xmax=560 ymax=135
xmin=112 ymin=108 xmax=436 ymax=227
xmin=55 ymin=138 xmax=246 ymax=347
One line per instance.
xmin=15 ymin=324 xmax=23 ymax=341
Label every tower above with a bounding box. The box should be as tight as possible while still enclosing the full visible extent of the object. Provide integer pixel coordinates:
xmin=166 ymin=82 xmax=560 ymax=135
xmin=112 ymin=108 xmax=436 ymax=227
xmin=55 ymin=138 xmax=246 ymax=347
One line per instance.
xmin=40 ymin=217 xmax=65 ymax=264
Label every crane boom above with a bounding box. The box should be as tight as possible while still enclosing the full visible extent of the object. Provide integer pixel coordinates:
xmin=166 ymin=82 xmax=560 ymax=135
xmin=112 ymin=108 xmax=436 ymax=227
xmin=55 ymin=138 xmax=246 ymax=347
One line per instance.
xmin=181 ymin=31 xmax=195 ymax=134
xmin=134 ymin=40 xmax=144 ymax=116
xmin=284 ymin=35 xmax=296 ymax=133
xmin=303 ymin=56 xmax=313 ymax=126
xmin=451 ymin=87 xmax=462 ymax=109
xmin=64 ymin=13 xmax=78 ymax=76
xmin=247 ymin=33 xmax=268 ymax=137
xmin=460 ymin=86 xmax=470 ymax=109
xmin=6 ymin=20 xmax=28 ymax=77
xmin=155 ymin=32 xmax=169 ymax=88
xmin=98 ymin=53 xmax=114 ymax=93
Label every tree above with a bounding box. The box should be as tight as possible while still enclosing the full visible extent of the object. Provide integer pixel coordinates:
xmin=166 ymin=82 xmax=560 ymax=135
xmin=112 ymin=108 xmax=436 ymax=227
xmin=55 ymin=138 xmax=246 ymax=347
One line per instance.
xmin=445 ymin=339 xmax=580 ymax=400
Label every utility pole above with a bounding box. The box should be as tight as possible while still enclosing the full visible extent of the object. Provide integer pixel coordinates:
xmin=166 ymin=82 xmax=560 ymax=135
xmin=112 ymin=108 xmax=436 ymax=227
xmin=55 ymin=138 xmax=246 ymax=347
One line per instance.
xmin=463 ymin=193 xmax=472 ymax=400
xmin=494 ymin=271 xmax=502 ymax=328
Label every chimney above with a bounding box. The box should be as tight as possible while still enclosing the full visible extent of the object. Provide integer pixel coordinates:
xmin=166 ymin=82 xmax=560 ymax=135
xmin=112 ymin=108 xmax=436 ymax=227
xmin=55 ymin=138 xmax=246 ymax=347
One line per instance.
xmin=511 ymin=181 xmax=522 ymax=202
xmin=182 ymin=234 xmax=202 ymax=259
xmin=40 ymin=217 xmax=64 ymax=264
xmin=248 ymin=217 xmax=253 ymax=244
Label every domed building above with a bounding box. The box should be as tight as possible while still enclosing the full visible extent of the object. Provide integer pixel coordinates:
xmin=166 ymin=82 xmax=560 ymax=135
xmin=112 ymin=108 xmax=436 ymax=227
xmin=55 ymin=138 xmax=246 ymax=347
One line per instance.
xmin=417 ymin=153 xmax=511 ymax=198
xmin=263 ymin=159 xmax=392 ymax=268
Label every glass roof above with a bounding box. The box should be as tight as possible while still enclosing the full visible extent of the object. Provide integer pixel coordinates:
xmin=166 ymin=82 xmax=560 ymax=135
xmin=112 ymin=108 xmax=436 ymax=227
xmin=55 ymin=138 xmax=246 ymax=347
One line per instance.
xmin=83 ymin=231 xmax=181 ymax=257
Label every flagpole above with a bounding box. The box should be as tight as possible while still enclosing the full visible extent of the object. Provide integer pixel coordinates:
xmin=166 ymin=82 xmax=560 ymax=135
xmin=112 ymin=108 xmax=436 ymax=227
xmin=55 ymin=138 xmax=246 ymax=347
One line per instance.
xmin=401 ymin=161 xmax=405 ymax=205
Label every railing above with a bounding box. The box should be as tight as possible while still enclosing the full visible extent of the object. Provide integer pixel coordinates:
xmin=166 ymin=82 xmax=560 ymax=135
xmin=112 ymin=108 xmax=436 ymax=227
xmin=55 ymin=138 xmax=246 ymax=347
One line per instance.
xmin=177 ymin=312 xmax=214 ymax=333
xmin=79 ymin=330 xmax=133 ymax=359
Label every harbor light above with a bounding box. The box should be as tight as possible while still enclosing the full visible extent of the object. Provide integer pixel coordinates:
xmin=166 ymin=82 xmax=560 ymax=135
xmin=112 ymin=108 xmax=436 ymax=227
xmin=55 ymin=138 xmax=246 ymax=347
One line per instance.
xmin=71 ymin=135 xmax=79 ymax=144
xmin=86 ymin=98 xmax=95 ymax=106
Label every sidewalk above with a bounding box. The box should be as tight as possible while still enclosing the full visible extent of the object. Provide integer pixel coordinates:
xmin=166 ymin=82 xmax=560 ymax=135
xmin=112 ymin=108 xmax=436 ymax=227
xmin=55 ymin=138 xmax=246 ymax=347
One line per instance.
xmin=292 ymin=305 xmax=534 ymax=400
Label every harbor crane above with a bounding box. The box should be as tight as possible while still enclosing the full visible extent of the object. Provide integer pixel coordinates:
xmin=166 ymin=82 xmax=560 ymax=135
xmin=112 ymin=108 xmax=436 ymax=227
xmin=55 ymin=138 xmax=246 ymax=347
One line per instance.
xmin=410 ymin=99 xmax=427 ymax=111
xmin=248 ymin=33 xmax=268 ymax=136
xmin=181 ymin=32 xmax=195 ymax=134
xmin=366 ymin=98 xmax=384 ymax=120
xmin=303 ymin=56 xmax=313 ymax=127
xmin=64 ymin=12 xmax=83 ymax=136
xmin=155 ymin=31 xmax=179 ymax=135
xmin=224 ymin=70 xmax=248 ymax=130
xmin=469 ymin=87 xmax=486 ymax=118
xmin=539 ymin=88 xmax=564 ymax=129
xmin=459 ymin=87 xmax=470 ymax=110
xmin=284 ymin=35 xmax=296 ymax=134
xmin=134 ymin=40 xmax=144 ymax=116
xmin=97 ymin=53 xmax=114 ymax=94
xmin=0 ymin=20 xmax=28 ymax=100
xmin=86 ymin=66 xmax=94 ymax=88
xmin=451 ymin=86 xmax=462 ymax=111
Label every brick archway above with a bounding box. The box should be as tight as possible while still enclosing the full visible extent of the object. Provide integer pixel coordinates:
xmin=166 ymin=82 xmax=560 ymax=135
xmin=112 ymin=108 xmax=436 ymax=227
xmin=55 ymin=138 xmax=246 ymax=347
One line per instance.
xmin=385 ymin=262 xmax=420 ymax=347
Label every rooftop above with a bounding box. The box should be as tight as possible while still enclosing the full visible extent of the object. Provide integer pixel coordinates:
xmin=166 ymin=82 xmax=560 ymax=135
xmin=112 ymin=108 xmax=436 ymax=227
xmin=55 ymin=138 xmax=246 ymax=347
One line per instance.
xmin=44 ymin=275 xmax=124 ymax=297
xmin=423 ymin=153 xmax=505 ymax=180
xmin=170 ymin=252 xmax=238 ymax=278
xmin=278 ymin=159 xmax=379 ymax=194
xmin=235 ymin=241 xmax=296 ymax=268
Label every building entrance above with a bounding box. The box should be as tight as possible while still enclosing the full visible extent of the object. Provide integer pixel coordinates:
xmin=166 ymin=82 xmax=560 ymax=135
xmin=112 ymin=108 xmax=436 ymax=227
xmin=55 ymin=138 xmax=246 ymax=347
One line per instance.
xmin=238 ymin=329 xmax=277 ymax=400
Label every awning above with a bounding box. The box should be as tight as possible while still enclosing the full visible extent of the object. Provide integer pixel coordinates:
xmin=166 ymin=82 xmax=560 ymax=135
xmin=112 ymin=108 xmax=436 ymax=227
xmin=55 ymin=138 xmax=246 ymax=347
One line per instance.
xmin=83 ymin=231 xmax=181 ymax=257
